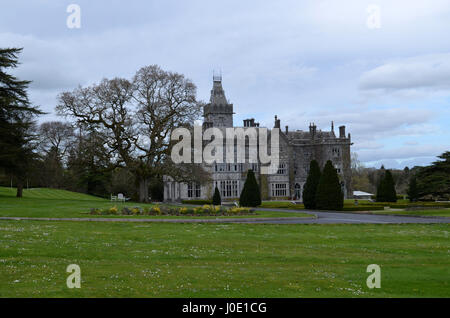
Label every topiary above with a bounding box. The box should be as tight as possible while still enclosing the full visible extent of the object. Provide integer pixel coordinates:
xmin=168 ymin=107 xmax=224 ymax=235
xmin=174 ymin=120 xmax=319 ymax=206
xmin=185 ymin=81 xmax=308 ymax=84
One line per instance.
xmin=407 ymin=176 xmax=419 ymax=202
xmin=383 ymin=170 xmax=397 ymax=202
xmin=212 ymin=187 xmax=221 ymax=206
xmin=239 ymin=169 xmax=261 ymax=207
xmin=302 ymin=160 xmax=321 ymax=209
xmin=315 ymin=160 xmax=344 ymax=211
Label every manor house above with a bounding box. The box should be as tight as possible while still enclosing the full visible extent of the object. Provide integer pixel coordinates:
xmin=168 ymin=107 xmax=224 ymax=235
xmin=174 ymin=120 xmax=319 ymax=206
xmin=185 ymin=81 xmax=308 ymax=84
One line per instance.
xmin=163 ymin=76 xmax=352 ymax=202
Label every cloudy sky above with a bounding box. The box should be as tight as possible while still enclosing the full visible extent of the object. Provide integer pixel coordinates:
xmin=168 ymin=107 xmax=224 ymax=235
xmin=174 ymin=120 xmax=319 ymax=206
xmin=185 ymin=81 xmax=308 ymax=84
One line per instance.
xmin=1 ymin=0 xmax=450 ymax=168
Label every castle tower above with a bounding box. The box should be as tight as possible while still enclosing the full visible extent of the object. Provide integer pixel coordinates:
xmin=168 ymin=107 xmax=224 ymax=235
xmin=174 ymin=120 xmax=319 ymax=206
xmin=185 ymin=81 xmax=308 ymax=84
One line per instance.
xmin=203 ymin=75 xmax=234 ymax=128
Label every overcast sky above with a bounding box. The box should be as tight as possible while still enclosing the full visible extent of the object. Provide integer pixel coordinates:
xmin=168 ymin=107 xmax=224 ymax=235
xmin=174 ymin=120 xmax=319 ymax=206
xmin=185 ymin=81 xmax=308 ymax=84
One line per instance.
xmin=1 ymin=0 xmax=450 ymax=169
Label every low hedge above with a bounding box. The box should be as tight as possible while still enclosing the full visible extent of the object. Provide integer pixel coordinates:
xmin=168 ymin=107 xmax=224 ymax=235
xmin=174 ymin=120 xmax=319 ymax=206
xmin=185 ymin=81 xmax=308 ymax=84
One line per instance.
xmin=342 ymin=206 xmax=385 ymax=211
xmin=181 ymin=199 xmax=212 ymax=205
xmin=259 ymin=202 xmax=301 ymax=209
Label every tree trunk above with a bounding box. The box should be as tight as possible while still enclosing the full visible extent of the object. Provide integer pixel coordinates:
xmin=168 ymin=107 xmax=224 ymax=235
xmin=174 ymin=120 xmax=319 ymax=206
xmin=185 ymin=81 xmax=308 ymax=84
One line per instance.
xmin=16 ymin=180 xmax=23 ymax=198
xmin=138 ymin=178 xmax=150 ymax=203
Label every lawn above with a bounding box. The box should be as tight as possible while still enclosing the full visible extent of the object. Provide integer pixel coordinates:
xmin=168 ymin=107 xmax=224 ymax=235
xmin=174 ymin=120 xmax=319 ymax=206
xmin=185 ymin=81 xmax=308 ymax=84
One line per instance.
xmin=0 ymin=187 xmax=311 ymax=219
xmin=0 ymin=220 xmax=448 ymax=297
xmin=372 ymin=208 xmax=450 ymax=218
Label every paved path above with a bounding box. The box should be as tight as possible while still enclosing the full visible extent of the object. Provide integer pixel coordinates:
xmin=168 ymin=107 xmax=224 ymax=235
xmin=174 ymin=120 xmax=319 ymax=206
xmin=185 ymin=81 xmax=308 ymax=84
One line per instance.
xmin=0 ymin=209 xmax=448 ymax=224
xmin=240 ymin=208 xmax=450 ymax=224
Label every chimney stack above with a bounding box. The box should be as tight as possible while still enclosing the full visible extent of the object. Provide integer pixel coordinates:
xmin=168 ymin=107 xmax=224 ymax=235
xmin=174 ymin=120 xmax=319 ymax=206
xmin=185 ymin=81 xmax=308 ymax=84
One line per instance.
xmin=309 ymin=122 xmax=317 ymax=138
xmin=339 ymin=125 xmax=346 ymax=138
xmin=274 ymin=115 xmax=280 ymax=128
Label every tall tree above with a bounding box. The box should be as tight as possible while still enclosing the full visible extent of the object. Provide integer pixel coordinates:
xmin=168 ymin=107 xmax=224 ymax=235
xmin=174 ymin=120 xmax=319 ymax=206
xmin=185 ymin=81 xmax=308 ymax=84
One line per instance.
xmin=57 ymin=65 xmax=203 ymax=202
xmin=38 ymin=121 xmax=74 ymax=162
xmin=239 ymin=169 xmax=261 ymax=207
xmin=302 ymin=160 xmax=321 ymax=209
xmin=383 ymin=170 xmax=397 ymax=202
xmin=407 ymin=176 xmax=419 ymax=202
xmin=315 ymin=160 xmax=344 ymax=210
xmin=376 ymin=169 xmax=397 ymax=202
xmin=0 ymin=48 xmax=42 ymax=197
xmin=37 ymin=121 xmax=75 ymax=188
xmin=131 ymin=65 xmax=202 ymax=201
xmin=415 ymin=151 xmax=450 ymax=200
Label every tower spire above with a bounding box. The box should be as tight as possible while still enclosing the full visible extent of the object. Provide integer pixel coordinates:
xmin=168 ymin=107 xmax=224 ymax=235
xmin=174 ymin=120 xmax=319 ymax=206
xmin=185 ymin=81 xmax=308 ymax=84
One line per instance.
xmin=203 ymin=74 xmax=234 ymax=127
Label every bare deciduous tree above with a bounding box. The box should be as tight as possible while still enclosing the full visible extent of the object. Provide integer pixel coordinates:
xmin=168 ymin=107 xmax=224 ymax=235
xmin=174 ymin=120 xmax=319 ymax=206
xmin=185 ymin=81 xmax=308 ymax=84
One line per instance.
xmin=38 ymin=121 xmax=75 ymax=162
xmin=56 ymin=65 xmax=205 ymax=202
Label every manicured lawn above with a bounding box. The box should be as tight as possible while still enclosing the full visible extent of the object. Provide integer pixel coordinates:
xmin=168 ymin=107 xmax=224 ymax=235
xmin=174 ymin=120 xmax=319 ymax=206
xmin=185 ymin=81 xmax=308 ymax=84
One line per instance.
xmin=0 ymin=187 xmax=106 ymax=201
xmin=0 ymin=220 xmax=448 ymax=297
xmin=0 ymin=187 xmax=311 ymax=219
xmin=373 ymin=209 xmax=450 ymax=218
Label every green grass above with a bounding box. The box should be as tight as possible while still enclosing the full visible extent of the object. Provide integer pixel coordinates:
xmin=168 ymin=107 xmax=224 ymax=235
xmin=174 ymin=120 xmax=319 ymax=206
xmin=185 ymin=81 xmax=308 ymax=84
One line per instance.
xmin=0 ymin=221 xmax=448 ymax=297
xmin=372 ymin=209 xmax=450 ymax=218
xmin=0 ymin=187 xmax=311 ymax=219
xmin=0 ymin=187 xmax=106 ymax=201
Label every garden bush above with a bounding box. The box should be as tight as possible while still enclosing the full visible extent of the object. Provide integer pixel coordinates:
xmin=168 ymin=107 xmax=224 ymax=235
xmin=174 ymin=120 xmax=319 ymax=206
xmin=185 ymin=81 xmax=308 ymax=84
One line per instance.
xmin=212 ymin=187 xmax=221 ymax=205
xmin=240 ymin=169 xmax=261 ymax=207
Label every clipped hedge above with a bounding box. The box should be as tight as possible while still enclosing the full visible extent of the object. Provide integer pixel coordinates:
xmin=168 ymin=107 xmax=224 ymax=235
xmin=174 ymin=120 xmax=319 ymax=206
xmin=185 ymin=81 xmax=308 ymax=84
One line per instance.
xmin=259 ymin=202 xmax=302 ymax=209
xmin=342 ymin=206 xmax=385 ymax=212
xmin=375 ymin=202 xmax=450 ymax=209
xmin=181 ymin=199 xmax=212 ymax=205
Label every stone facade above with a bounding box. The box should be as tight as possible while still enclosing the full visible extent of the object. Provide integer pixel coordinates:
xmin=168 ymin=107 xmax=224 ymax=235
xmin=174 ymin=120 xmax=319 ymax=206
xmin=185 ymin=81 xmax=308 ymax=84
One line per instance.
xmin=164 ymin=76 xmax=352 ymax=202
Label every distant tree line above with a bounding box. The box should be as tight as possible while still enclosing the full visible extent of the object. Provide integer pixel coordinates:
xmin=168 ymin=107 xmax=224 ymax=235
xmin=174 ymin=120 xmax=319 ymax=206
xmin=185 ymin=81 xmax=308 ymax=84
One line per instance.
xmin=351 ymin=152 xmax=450 ymax=201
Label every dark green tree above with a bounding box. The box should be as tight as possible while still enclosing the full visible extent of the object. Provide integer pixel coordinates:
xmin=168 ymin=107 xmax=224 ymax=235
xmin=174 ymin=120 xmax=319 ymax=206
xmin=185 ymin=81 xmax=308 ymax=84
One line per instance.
xmin=239 ymin=169 xmax=261 ymax=207
xmin=376 ymin=170 xmax=397 ymax=202
xmin=376 ymin=174 xmax=386 ymax=202
xmin=384 ymin=170 xmax=397 ymax=202
xmin=414 ymin=152 xmax=450 ymax=200
xmin=302 ymin=160 xmax=321 ymax=209
xmin=315 ymin=160 xmax=344 ymax=210
xmin=0 ymin=48 xmax=43 ymax=197
xmin=212 ymin=187 xmax=221 ymax=206
xmin=407 ymin=176 xmax=419 ymax=202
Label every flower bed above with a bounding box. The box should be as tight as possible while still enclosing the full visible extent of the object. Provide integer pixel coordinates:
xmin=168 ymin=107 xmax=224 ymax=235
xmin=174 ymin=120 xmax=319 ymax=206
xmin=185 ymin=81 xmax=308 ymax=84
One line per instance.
xmin=89 ymin=205 xmax=255 ymax=216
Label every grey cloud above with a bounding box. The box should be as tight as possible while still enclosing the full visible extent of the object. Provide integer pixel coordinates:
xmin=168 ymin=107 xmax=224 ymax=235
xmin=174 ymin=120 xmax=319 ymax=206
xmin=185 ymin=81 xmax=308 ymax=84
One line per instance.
xmin=285 ymin=107 xmax=436 ymax=141
xmin=1 ymin=1 xmax=450 ymax=167
xmin=359 ymin=53 xmax=450 ymax=91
